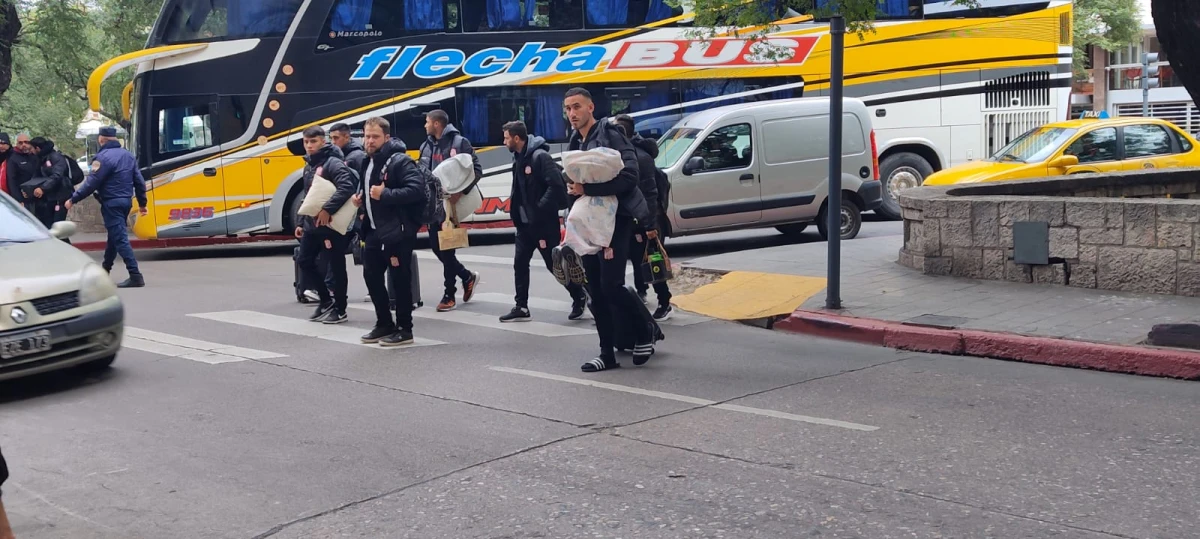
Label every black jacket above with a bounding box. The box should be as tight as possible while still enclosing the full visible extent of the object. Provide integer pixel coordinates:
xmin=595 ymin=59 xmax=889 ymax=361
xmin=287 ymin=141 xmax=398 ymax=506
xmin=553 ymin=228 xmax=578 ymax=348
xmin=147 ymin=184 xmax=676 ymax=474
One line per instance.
xmin=511 ymin=135 xmax=567 ymax=231
xmin=299 ymin=144 xmax=357 ymax=234
xmin=33 ymin=142 xmax=73 ymax=204
xmin=360 ymin=138 xmax=426 ymax=243
xmin=567 ymin=117 xmax=651 ymax=224
xmin=419 ymin=125 xmax=483 ymax=193
xmin=5 ymin=150 xmax=38 ymax=204
xmin=629 ymin=134 xmax=661 ymax=228
xmin=339 ymin=140 xmax=368 ymax=179
xmin=0 ymin=443 xmax=7 ymax=498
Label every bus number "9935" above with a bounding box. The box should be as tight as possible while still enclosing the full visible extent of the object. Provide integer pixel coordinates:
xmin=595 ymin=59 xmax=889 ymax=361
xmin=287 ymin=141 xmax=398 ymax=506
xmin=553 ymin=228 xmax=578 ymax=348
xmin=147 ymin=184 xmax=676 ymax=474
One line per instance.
xmin=169 ymin=207 xmax=215 ymax=221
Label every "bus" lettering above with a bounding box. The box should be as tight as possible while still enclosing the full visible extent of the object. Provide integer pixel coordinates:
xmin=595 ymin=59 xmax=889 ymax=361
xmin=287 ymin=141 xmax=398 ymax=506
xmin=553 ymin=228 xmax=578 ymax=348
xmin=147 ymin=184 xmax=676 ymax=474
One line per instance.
xmin=608 ymin=37 xmax=821 ymax=70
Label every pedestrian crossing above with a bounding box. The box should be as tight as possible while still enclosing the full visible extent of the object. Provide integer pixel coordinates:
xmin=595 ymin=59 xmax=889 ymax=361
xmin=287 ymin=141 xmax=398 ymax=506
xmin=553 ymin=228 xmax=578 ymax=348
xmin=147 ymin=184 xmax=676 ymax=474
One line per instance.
xmin=187 ymin=310 xmax=446 ymax=348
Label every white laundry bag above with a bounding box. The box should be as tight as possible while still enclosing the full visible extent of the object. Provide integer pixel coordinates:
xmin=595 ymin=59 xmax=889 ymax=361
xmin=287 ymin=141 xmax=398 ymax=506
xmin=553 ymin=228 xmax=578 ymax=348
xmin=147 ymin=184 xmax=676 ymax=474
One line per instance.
xmin=433 ymin=154 xmax=482 ymax=223
xmin=561 ymin=147 xmax=623 ymax=255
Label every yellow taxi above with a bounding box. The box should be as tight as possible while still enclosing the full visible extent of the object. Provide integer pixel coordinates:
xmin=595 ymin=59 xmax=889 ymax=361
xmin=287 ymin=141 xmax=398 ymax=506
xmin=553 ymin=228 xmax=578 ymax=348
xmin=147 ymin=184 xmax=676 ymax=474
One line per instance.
xmin=924 ymin=114 xmax=1200 ymax=185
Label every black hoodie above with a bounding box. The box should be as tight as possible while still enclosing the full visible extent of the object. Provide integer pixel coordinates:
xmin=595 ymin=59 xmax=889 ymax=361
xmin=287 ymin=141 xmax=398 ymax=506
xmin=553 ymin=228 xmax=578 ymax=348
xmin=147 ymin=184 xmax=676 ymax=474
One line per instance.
xmin=339 ymin=139 xmax=367 ymax=178
xmin=419 ymin=124 xmax=482 ymax=193
xmin=567 ymin=117 xmax=650 ymax=225
xmin=361 ymin=138 xmax=427 ymax=244
xmin=629 ymin=134 xmax=661 ymax=228
xmin=298 ymin=144 xmax=357 ymax=234
xmin=33 ymin=140 xmax=72 ymax=204
xmin=510 ymin=135 xmax=567 ymax=231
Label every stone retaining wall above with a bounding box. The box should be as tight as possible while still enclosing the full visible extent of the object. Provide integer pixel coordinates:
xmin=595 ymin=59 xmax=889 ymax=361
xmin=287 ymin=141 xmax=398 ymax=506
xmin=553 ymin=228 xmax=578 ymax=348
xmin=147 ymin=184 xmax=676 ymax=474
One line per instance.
xmin=898 ymin=170 xmax=1200 ymax=297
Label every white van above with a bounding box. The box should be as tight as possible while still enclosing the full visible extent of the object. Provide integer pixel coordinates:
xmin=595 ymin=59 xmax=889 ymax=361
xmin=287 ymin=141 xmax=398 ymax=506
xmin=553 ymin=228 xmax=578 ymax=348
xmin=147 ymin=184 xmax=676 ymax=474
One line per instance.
xmin=654 ymin=97 xmax=882 ymax=240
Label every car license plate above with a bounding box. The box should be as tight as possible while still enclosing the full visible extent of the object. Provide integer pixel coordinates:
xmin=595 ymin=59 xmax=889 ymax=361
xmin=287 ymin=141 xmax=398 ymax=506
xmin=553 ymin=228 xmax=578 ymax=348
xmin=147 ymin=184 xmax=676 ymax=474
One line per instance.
xmin=0 ymin=330 xmax=52 ymax=360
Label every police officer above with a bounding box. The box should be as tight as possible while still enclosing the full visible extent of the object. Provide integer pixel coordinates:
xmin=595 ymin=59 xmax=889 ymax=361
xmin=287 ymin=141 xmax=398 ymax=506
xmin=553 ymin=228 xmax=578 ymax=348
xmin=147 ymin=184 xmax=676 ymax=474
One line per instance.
xmin=65 ymin=126 xmax=149 ymax=288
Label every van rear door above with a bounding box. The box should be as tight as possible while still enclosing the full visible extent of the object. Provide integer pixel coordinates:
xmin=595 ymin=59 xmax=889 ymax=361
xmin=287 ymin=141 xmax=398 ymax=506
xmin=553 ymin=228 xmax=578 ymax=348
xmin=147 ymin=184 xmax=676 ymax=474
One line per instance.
xmin=674 ymin=119 xmax=762 ymax=229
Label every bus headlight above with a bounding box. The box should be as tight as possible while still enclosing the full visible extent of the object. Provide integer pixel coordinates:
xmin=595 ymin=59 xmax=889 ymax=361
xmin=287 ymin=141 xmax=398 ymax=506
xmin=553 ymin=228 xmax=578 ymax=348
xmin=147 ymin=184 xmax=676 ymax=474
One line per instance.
xmin=79 ymin=263 xmax=118 ymax=306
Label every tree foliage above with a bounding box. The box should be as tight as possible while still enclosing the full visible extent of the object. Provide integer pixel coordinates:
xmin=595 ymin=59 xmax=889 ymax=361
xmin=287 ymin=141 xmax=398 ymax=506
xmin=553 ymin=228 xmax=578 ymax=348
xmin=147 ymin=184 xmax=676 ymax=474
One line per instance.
xmin=0 ymin=0 xmax=159 ymax=151
xmin=1151 ymin=0 xmax=1200 ymax=102
xmin=1073 ymin=0 xmax=1141 ymax=78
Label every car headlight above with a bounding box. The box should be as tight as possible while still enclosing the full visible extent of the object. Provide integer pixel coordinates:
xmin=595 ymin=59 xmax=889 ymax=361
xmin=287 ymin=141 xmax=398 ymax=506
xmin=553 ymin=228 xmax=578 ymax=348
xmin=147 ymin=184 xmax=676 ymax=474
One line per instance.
xmin=79 ymin=263 xmax=117 ymax=306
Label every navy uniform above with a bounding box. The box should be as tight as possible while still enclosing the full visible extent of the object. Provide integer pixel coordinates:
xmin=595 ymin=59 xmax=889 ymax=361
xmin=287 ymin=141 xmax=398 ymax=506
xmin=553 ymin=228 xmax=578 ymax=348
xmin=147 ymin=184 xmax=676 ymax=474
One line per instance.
xmin=68 ymin=126 xmax=148 ymax=288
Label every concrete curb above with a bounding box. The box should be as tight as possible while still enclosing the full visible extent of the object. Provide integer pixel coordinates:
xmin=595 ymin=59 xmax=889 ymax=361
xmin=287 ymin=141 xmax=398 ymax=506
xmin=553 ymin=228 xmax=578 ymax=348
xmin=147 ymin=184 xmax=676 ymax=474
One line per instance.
xmin=775 ymin=309 xmax=1200 ymax=380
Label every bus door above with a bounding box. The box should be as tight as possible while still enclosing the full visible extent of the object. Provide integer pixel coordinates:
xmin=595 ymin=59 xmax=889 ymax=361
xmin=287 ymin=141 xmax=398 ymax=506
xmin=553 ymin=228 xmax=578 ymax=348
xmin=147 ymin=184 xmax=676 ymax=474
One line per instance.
xmin=217 ymin=95 xmax=268 ymax=235
xmin=150 ymin=94 xmax=229 ymax=237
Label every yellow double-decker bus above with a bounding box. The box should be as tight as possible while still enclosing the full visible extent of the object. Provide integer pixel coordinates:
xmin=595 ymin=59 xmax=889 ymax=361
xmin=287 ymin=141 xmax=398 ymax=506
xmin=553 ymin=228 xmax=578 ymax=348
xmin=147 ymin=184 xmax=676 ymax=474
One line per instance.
xmin=88 ymin=0 xmax=1073 ymax=239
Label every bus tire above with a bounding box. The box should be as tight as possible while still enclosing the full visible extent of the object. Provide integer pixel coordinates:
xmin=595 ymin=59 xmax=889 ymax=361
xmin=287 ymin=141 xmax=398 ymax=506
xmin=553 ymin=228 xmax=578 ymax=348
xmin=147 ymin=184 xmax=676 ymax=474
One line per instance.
xmin=285 ymin=187 xmax=305 ymax=232
xmin=878 ymin=152 xmax=933 ymax=220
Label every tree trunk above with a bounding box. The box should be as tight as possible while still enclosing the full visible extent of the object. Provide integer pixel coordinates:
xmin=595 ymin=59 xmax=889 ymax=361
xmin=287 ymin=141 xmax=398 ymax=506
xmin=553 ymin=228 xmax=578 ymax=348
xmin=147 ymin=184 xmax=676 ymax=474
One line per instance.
xmin=1152 ymin=0 xmax=1200 ymax=102
xmin=0 ymin=0 xmax=19 ymax=96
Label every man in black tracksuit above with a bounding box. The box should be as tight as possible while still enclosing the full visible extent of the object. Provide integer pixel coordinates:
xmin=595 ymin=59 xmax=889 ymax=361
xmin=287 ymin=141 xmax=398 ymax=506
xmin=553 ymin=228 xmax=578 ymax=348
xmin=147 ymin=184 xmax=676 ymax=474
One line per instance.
xmin=612 ymin=115 xmax=674 ymax=321
xmin=498 ymin=120 xmax=587 ymax=323
xmin=28 ymin=137 xmax=73 ymax=232
xmin=356 ymin=116 xmax=427 ymax=346
xmin=5 ymin=133 xmax=38 ymax=208
xmin=322 ymin=122 xmax=369 ymax=300
xmin=560 ymin=87 xmax=655 ymax=372
xmin=295 ymin=126 xmax=358 ymax=324
xmin=418 ymin=109 xmax=480 ymax=313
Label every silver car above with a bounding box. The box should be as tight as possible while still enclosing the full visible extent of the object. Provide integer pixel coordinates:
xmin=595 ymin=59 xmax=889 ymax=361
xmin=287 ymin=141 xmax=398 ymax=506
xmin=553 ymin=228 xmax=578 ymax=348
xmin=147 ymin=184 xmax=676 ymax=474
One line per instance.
xmin=0 ymin=192 xmax=124 ymax=381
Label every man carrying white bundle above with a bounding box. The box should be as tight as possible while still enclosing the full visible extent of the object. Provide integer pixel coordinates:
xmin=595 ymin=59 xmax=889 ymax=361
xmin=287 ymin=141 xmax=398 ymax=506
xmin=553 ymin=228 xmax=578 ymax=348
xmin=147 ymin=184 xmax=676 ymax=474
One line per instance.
xmin=294 ymin=125 xmax=358 ymax=324
xmin=556 ymin=87 xmax=657 ymax=372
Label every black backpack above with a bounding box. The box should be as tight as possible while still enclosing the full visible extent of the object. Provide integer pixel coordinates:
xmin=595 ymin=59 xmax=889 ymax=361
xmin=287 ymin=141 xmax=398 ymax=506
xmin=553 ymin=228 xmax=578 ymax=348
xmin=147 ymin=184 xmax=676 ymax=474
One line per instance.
xmin=653 ymin=167 xmax=670 ymax=212
xmin=385 ymin=152 xmax=444 ymax=225
xmin=67 ymin=156 xmax=85 ymax=185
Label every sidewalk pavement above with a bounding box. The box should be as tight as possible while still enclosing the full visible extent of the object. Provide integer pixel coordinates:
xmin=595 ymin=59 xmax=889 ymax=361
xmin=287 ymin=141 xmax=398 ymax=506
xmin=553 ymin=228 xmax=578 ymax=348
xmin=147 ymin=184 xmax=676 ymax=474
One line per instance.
xmin=677 ymin=233 xmax=1200 ymax=380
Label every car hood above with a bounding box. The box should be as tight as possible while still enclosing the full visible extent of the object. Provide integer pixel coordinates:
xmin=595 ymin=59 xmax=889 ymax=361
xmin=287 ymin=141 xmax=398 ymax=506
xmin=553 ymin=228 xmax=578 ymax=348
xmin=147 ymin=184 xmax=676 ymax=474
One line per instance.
xmin=0 ymin=237 xmax=95 ymax=304
xmin=923 ymin=160 xmax=1040 ymax=186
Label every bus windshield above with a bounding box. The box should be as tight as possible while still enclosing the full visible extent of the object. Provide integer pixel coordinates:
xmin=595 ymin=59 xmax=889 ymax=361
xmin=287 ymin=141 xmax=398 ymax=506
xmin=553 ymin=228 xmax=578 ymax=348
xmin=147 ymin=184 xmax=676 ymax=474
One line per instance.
xmin=989 ymin=126 xmax=1078 ymax=163
xmin=656 ymin=128 xmax=702 ymax=168
xmin=156 ymin=0 xmax=303 ymax=44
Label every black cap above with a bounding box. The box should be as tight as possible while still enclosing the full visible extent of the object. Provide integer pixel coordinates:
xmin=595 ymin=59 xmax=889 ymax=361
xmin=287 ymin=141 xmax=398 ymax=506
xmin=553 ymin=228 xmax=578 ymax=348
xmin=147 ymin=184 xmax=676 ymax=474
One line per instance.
xmin=0 ymin=132 xmax=10 ymax=145
xmin=98 ymin=126 xmax=118 ymax=137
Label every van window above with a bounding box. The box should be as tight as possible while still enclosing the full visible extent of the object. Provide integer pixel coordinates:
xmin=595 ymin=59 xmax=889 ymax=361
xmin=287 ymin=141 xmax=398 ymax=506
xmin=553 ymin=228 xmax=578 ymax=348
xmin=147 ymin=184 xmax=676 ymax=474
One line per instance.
xmin=690 ymin=124 xmax=752 ymax=172
xmin=761 ymin=114 xmax=866 ymax=164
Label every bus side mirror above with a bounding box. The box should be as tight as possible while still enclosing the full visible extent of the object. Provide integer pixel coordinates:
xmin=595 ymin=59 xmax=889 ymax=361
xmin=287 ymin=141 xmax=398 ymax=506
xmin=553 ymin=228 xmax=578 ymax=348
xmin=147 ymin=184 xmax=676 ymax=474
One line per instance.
xmin=1049 ymin=154 xmax=1079 ymax=168
xmin=683 ymin=156 xmax=704 ymax=176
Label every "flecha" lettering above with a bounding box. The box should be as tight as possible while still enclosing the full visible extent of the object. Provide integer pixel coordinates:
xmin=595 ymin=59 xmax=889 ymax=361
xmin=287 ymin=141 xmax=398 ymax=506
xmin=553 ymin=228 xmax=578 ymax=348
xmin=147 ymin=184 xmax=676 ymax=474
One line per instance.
xmin=349 ymin=37 xmax=821 ymax=81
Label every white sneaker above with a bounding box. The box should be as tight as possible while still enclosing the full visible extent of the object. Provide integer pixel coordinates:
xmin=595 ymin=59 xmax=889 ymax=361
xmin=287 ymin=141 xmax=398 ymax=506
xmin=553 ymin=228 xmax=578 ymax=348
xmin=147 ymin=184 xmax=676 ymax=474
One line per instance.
xmin=303 ymin=290 xmax=320 ymax=302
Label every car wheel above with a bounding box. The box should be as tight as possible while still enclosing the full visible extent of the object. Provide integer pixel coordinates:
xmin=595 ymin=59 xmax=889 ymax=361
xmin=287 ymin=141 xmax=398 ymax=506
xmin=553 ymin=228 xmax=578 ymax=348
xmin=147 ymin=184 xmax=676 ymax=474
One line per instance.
xmin=817 ymin=198 xmax=863 ymax=241
xmin=877 ymin=152 xmax=934 ymax=220
xmin=775 ymin=223 xmax=809 ymax=237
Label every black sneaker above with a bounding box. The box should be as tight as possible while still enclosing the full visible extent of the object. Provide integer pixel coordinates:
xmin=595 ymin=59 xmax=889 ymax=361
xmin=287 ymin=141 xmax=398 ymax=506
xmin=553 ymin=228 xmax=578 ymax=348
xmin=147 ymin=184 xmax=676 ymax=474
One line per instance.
xmin=380 ymin=330 xmax=415 ymax=347
xmin=568 ymin=299 xmax=586 ymax=321
xmin=653 ymin=304 xmax=673 ymax=321
xmin=309 ymin=302 xmax=333 ymax=321
xmin=361 ymin=326 xmax=395 ymax=343
xmin=322 ymin=310 xmax=348 ymax=324
xmin=500 ymin=306 xmax=531 ymax=323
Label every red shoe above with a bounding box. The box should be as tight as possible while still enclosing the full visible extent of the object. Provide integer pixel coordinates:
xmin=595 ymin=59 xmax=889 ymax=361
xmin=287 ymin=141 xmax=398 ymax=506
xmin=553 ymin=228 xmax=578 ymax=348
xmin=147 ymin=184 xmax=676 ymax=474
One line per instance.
xmin=462 ymin=271 xmax=480 ymax=303
xmin=437 ymin=295 xmax=457 ymax=312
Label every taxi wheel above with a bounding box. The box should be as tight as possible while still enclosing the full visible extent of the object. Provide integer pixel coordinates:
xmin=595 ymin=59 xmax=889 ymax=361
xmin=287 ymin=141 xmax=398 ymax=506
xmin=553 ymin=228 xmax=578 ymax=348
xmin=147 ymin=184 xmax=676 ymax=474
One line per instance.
xmin=878 ymin=153 xmax=934 ymax=220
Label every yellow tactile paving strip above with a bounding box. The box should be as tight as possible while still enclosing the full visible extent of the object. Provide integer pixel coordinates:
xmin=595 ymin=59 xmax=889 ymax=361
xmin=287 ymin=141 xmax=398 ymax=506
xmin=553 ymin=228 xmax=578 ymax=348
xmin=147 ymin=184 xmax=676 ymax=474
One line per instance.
xmin=672 ymin=271 xmax=828 ymax=321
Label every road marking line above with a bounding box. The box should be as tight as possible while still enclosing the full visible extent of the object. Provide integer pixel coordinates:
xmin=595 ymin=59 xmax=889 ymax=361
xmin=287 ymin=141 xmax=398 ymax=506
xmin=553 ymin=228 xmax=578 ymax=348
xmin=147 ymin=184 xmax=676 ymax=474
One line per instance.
xmin=470 ymin=292 xmax=711 ymax=327
xmin=124 ymin=327 xmax=285 ymax=360
xmin=488 ymin=366 xmax=879 ymax=431
xmin=347 ymin=304 xmax=595 ymax=337
xmin=187 ymin=310 xmax=445 ymax=348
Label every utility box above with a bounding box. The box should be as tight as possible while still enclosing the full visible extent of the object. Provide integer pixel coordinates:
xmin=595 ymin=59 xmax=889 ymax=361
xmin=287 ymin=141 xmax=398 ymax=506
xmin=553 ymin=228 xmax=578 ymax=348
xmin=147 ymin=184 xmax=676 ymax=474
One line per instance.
xmin=1013 ymin=221 xmax=1050 ymax=265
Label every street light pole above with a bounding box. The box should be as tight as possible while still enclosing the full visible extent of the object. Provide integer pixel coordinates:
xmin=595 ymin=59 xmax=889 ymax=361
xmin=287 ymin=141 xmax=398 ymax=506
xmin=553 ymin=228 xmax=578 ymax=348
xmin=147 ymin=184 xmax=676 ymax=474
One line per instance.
xmin=826 ymin=14 xmax=845 ymax=310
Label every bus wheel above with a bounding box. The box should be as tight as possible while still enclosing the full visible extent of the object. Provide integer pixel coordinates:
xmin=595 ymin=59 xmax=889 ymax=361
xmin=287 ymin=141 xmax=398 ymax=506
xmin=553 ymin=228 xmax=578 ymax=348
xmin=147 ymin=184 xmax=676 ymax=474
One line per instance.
xmin=878 ymin=152 xmax=933 ymax=220
xmin=286 ymin=188 xmax=305 ymax=232
xmin=817 ymin=198 xmax=862 ymax=241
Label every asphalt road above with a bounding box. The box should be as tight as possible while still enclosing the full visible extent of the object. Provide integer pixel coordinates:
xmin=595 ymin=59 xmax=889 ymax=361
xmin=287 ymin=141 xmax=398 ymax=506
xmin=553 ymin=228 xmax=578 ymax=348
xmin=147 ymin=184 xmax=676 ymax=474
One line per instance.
xmin=1 ymin=222 xmax=1197 ymax=539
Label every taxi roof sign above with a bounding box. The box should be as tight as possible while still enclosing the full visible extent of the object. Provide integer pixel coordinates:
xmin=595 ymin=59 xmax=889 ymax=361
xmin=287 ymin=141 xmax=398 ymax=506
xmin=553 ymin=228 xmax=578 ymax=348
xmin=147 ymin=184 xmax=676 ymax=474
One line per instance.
xmin=1079 ymin=110 xmax=1111 ymax=119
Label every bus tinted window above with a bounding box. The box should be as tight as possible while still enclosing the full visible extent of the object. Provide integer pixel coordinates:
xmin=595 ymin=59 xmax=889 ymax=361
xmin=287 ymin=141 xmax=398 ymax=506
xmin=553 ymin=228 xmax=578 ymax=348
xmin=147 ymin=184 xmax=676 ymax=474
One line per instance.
xmin=815 ymin=0 xmax=922 ymax=19
xmin=159 ymin=0 xmax=302 ymax=44
xmin=321 ymin=0 xmax=461 ymax=45
xmin=586 ymin=0 xmax=679 ymax=27
xmin=158 ymin=104 xmax=216 ymax=157
xmin=462 ymin=0 xmax=583 ymax=32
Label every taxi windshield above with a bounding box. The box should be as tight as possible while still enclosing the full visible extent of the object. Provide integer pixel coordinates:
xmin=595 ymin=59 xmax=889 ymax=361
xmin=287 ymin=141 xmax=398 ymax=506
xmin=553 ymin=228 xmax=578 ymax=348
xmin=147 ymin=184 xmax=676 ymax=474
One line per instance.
xmin=989 ymin=126 xmax=1078 ymax=163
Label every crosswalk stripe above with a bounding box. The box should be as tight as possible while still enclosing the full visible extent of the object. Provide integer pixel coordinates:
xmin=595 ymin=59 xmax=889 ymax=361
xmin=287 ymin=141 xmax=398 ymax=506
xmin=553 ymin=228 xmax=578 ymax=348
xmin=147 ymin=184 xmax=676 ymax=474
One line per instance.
xmin=414 ymin=249 xmax=633 ymax=274
xmin=469 ymin=292 xmax=710 ymax=327
xmin=346 ymin=304 xmax=595 ymax=337
xmin=187 ymin=310 xmax=445 ymax=348
xmin=122 ymin=328 xmax=285 ymax=364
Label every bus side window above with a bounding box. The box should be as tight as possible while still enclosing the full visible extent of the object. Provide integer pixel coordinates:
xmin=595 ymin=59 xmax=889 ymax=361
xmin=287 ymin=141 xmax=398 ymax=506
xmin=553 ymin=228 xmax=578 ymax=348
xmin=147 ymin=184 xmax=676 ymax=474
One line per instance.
xmin=320 ymin=0 xmax=461 ymax=47
xmin=463 ymin=0 xmax=583 ymax=32
xmin=585 ymin=0 xmax=679 ymax=27
xmin=815 ymin=0 xmax=922 ymax=19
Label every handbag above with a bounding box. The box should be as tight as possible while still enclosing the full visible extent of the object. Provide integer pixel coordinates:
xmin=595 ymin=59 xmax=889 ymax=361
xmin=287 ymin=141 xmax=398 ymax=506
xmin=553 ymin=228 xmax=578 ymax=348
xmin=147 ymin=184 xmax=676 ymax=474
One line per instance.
xmin=437 ymin=200 xmax=470 ymax=251
xmin=639 ymin=236 xmax=673 ymax=285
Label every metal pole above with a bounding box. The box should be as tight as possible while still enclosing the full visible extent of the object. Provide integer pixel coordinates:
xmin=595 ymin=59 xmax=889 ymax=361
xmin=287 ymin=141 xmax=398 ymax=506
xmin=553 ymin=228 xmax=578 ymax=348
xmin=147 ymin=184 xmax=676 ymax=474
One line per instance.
xmin=826 ymin=15 xmax=845 ymax=310
xmin=1142 ymin=53 xmax=1149 ymax=117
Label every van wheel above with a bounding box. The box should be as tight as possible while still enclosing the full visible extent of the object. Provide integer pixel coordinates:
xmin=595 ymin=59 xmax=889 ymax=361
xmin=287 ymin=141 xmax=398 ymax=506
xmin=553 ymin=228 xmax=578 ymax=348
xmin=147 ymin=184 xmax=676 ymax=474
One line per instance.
xmin=775 ymin=223 xmax=808 ymax=237
xmin=878 ymin=152 xmax=934 ymax=220
xmin=817 ymin=199 xmax=862 ymax=241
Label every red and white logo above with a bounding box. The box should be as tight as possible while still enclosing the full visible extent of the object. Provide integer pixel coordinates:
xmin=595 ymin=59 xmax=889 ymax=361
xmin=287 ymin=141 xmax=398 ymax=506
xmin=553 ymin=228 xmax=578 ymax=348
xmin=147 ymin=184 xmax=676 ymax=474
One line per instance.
xmin=608 ymin=37 xmax=821 ymax=71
